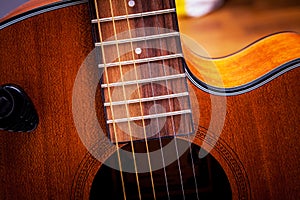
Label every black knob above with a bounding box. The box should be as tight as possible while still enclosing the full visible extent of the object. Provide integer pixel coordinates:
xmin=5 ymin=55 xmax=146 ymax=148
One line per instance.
xmin=0 ymin=84 xmax=39 ymax=132
xmin=0 ymin=90 xmax=13 ymax=118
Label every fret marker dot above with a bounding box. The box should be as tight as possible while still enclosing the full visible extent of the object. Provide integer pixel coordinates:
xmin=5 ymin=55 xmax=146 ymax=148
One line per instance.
xmin=128 ymin=0 xmax=135 ymax=7
xmin=135 ymin=48 xmax=142 ymax=55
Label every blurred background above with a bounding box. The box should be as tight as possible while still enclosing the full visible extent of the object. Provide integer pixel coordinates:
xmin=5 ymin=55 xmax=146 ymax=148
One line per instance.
xmin=178 ymin=0 xmax=300 ymax=57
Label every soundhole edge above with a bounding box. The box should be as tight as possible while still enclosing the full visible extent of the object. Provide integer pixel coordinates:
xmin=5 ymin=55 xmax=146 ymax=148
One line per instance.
xmin=89 ymin=139 xmax=232 ymax=200
xmin=71 ymin=128 xmax=251 ymax=200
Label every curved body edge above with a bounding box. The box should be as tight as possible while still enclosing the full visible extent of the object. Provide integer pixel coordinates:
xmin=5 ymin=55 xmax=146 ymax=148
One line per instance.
xmin=0 ymin=2 xmax=299 ymax=200
xmin=183 ymin=32 xmax=300 ymax=96
xmin=0 ymin=0 xmax=86 ymax=29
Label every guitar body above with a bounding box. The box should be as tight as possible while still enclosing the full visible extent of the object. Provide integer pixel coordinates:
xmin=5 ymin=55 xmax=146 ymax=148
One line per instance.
xmin=0 ymin=4 xmax=93 ymax=199
xmin=0 ymin=2 xmax=299 ymax=200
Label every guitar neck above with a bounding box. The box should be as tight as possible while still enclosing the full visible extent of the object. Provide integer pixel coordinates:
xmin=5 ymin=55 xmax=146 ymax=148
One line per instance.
xmin=89 ymin=0 xmax=178 ymax=40
xmin=88 ymin=0 xmax=194 ymax=143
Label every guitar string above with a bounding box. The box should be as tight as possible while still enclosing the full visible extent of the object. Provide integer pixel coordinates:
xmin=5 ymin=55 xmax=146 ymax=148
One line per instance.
xmin=96 ymin=0 xmax=197 ymax=199
xmin=166 ymin=1 xmax=200 ymax=198
xmin=121 ymin=0 xmax=157 ymax=199
xmin=93 ymin=0 xmax=127 ymax=199
xmin=107 ymin=0 xmax=143 ymax=199
xmin=166 ymin=0 xmax=189 ymax=199
xmin=155 ymin=0 xmax=186 ymax=199
xmin=137 ymin=0 xmax=188 ymax=198
xmin=133 ymin=0 xmax=171 ymax=199
xmin=187 ymin=129 xmax=200 ymax=200
xmin=138 ymin=0 xmax=188 ymax=198
xmin=143 ymin=1 xmax=172 ymax=199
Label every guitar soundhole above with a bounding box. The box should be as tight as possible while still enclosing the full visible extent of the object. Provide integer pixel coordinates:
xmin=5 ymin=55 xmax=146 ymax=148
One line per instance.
xmin=90 ymin=139 xmax=231 ymax=199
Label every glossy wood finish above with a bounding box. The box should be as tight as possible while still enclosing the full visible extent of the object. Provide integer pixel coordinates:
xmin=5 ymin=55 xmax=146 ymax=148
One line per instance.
xmin=91 ymin=0 xmax=193 ymax=143
xmin=184 ymin=32 xmax=300 ymax=88
xmin=188 ymin=67 xmax=300 ymax=200
xmin=0 ymin=2 xmax=299 ymax=200
xmin=0 ymin=0 xmax=61 ymax=23
xmin=0 ymin=4 xmax=93 ymax=199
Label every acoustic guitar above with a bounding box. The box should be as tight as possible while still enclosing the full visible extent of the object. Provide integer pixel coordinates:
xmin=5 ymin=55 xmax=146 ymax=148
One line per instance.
xmin=0 ymin=0 xmax=299 ymax=199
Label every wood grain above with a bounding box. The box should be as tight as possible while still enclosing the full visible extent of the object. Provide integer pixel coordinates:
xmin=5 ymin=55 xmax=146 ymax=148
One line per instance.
xmin=0 ymin=4 xmax=93 ymax=199
xmin=91 ymin=0 xmax=193 ymax=143
xmin=184 ymin=32 xmax=300 ymax=88
xmin=187 ymin=66 xmax=300 ymax=199
xmin=0 ymin=0 xmax=60 ymax=23
xmin=0 ymin=1 xmax=299 ymax=200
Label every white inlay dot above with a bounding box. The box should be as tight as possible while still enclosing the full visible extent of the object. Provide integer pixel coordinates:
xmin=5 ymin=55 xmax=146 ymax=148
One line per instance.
xmin=128 ymin=0 xmax=135 ymax=7
xmin=135 ymin=48 xmax=142 ymax=55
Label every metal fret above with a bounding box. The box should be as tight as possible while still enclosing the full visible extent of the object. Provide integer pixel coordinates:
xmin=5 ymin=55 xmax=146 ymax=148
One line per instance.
xmin=92 ymin=0 xmax=194 ymax=143
xmin=95 ymin=32 xmax=180 ymax=46
xmin=107 ymin=109 xmax=192 ymax=124
xmin=104 ymin=92 xmax=189 ymax=106
xmin=91 ymin=8 xmax=176 ymax=23
xmin=98 ymin=53 xmax=183 ymax=68
xmin=101 ymin=73 xmax=186 ymax=88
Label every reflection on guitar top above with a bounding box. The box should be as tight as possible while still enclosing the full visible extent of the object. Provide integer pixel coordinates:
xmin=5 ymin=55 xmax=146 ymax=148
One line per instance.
xmin=0 ymin=0 xmax=299 ymax=199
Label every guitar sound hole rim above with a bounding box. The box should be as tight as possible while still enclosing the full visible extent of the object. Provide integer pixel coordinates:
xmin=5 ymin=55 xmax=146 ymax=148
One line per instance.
xmin=89 ymin=139 xmax=232 ymax=200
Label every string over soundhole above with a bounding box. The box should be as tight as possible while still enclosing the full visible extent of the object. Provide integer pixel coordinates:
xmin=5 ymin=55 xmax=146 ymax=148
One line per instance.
xmin=90 ymin=139 xmax=232 ymax=200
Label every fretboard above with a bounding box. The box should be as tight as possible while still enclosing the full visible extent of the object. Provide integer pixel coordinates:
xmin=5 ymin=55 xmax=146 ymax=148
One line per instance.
xmin=89 ymin=0 xmax=193 ymax=143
